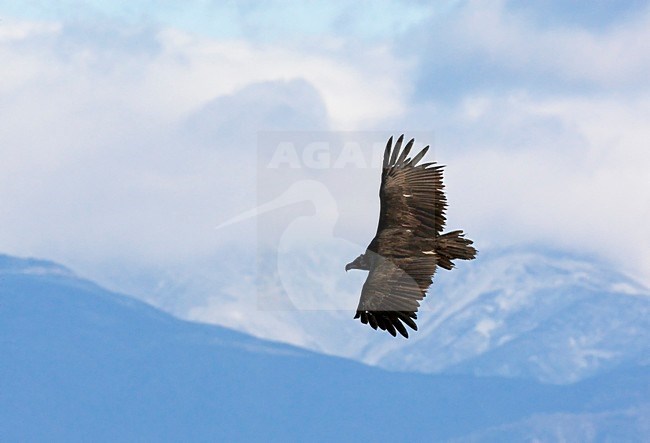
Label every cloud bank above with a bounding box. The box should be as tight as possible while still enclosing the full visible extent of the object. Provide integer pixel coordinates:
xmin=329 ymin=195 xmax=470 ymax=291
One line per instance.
xmin=1 ymin=1 xmax=649 ymax=336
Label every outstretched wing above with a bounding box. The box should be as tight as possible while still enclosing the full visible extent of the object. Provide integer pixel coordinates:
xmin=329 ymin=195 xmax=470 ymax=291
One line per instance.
xmin=374 ymin=134 xmax=447 ymax=238
xmin=355 ymin=135 xmax=447 ymax=338
xmin=354 ymin=251 xmax=435 ymax=338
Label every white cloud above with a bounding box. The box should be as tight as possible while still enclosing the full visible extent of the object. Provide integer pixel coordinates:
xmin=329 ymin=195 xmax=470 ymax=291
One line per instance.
xmin=409 ymin=0 xmax=650 ymax=102
xmin=0 ymin=17 xmax=407 ymax=287
xmin=1 ymin=0 xmax=650 ymax=355
xmin=391 ymin=1 xmax=650 ymax=286
xmin=390 ymin=91 xmax=650 ymax=286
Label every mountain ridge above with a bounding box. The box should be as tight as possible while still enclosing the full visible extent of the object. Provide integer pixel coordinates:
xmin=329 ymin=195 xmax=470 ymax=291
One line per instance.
xmin=1 ymin=252 xmax=649 ymax=441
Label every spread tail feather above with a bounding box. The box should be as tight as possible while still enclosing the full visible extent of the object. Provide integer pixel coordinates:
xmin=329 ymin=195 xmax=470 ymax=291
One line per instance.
xmin=435 ymin=230 xmax=477 ymax=270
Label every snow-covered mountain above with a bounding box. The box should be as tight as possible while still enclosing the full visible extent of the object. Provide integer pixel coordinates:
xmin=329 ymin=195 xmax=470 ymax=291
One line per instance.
xmin=1 ymin=253 xmax=649 ymax=442
xmin=115 ymin=247 xmax=650 ymax=385
xmin=368 ymin=249 xmax=650 ymax=383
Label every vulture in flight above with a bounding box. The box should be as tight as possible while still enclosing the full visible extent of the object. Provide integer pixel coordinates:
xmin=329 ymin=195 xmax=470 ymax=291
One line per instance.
xmin=345 ymin=135 xmax=476 ymax=338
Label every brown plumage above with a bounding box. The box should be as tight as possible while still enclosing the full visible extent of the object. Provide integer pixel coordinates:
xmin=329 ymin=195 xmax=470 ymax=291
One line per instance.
xmin=345 ymin=135 xmax=477 ymax=338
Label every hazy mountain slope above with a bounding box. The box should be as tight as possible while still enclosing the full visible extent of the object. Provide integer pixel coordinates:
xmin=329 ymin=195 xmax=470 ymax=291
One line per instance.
xmin=2 ymin=253 xmax=648 ymax=442
xmin=152 ymin=248 xmax=650 ymax=384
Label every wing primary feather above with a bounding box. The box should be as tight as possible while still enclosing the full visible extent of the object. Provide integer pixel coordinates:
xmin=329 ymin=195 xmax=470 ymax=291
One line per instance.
xmin=397 ymin=312 xmax=418 ymax=331
xmin=409 ymin=145 xmax=429 ymax=166
xmin=359 ymin=312 xmax=368 ymax=324
xmin=393 ymin=317 xmax=409 ymax=338
xmin=396 ymin=138 xmax=414 ymax=166
xmin=389 ymin=135 xmax=403 ymax=166
xmin=376 ymin=315 xmax=388 ymax=331
xmin=383 ymin=136 xmax=393 ymax=170
xmin=384 ymin=318 xmax=398 ymax=337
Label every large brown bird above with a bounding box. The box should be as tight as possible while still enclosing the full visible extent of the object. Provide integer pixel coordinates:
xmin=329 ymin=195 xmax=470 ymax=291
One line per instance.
xmin=345 ymin=135 xmax=476 ymax=338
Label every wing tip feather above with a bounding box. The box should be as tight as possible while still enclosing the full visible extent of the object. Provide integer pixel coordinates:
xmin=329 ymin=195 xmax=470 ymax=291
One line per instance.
xmin=355 ymin=310 xmax=419 ymax=339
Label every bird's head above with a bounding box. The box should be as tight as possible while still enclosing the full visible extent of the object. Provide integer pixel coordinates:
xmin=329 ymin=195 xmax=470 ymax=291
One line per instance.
xmin=345 ymin=253 xmax=371 ymax=272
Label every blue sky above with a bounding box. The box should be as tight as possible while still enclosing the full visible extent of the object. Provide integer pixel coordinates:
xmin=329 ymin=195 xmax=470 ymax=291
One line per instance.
xmin=1 ymin=1 xmax=649 ymax=341
xmin=0 ymin=1 xmax=455 ymax=40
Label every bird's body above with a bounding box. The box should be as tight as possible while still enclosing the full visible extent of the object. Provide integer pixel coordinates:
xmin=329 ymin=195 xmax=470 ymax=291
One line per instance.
xmin=346 ymin=135 xmax=476 ymax=338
